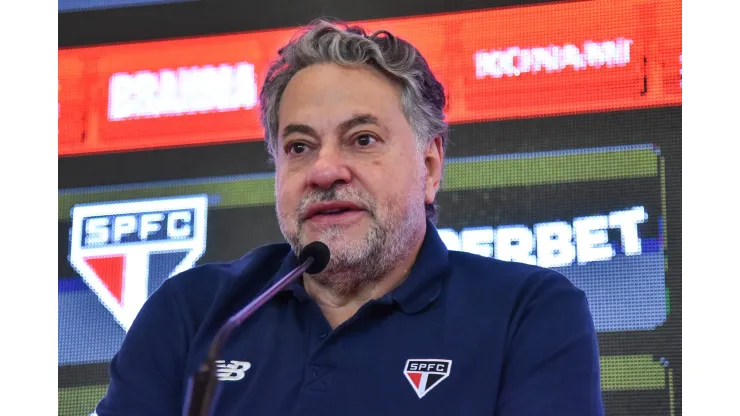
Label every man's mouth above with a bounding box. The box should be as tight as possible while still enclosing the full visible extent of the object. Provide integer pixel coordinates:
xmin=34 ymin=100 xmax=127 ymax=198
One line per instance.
xmin=304 ymin=201 xmax=366 ymax=222
xmin=315 ymin=208 xmax=353 ymax=215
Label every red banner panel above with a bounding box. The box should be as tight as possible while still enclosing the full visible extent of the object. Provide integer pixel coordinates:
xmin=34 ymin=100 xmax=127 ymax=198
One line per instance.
xmin=90 ymin=30 xmax=295 ymax=153
xmin=442 ymin=2 xmax=651 ymax=122
xmin=58 ymin=53 xmax=87 ymax=148
xmin=58 ymin=0 xmax=681 ymax=156
xmin=657 ymin=0 xmax=682 ymax=98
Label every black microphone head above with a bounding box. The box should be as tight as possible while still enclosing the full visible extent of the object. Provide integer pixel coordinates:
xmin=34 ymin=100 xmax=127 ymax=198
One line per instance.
xmin=298 ymin=241 xmax=331 ymax=274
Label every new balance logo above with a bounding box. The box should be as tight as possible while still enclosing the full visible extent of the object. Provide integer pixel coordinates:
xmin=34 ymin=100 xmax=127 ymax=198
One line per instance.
xmin=216 ymin=360 xmax=252 ymax=381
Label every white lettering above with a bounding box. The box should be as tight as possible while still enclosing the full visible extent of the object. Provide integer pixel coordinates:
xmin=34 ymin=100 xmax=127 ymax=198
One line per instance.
xmin=108 ymin=73 xmax=135 ymax=120
xmin=573 ymin=215 xmax=614 ymax=265
xmin=438 ymin=206 xmax=647 ymax=267
xmin=233 ymin=63 xmax=259 ymax=110
xmin=139 ymin=213 xmax=165 ymax=241
xmin=475 ymin=38 xmax=633 ymax=79
xmin=135 ymin=71 xmax=160 ymax=117
xmin=609 ymin=206 xmax=648 ymax=256
xmin=156 ymin=69 xmax=180 ymax=116
xmin=85 ymin=218 xmax=110 ymax=246
xmin=167 ymin=211 xmax=192 ymax=239
xmin=108 ymin=62 xmax=258 ymax=121
xmin=560 ymin=44 xmax=586 ymax=71
xmin=461 ymin=227 xmax=494 ymax=258
xmin=494 ymin=226 xmax=536 ymax=265
xmin=437 ymin=228 xmax=462 ymax=251
xmin=532 ymin=46 xmax=559 ymax=73
xmin=534 ymin=221 xmax=576 ymax=268
xmin=113 ymin=215 xmax=138 ymax=243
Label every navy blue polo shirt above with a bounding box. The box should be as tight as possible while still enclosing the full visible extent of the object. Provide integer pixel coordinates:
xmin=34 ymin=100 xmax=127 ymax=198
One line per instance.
xmin=96 ymin=221 xmax=604 ymax=415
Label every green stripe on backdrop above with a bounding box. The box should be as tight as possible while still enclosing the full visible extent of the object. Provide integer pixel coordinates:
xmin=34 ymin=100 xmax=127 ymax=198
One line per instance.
xmin=58 ymin=384 xmax=107 ymax=416
xmin=58 ymin=148 xmax=658 ymax=221
xmin=600 ymin=355 xmax=666 ymax=391
xmin=442 ymin=149 xmax=657 ymax=191
xmin=57 ymin=355 xmax=665 ymax=415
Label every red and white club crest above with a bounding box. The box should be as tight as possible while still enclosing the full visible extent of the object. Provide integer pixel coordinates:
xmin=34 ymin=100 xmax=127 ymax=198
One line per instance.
xmin=403 ymin=359 xmax=452 ymax=399
xmin=69 ymin=195 xmax=208 ymax=331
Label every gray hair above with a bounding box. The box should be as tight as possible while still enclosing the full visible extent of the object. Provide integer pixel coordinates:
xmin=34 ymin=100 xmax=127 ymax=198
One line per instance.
xmin=259 ymin=18 xmax=449 ymax=224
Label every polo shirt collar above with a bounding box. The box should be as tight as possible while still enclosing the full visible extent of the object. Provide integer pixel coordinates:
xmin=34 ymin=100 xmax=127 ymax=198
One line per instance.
xmin=267 ymin=220 xmax=449 ymax=313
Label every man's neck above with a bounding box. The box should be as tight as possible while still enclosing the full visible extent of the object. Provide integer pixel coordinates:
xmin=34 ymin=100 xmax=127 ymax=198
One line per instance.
xmin=303 ymin=232 xmax=425 ymax=329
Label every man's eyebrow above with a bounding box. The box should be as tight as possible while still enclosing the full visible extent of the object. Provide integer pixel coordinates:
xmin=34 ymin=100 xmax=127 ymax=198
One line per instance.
xmin=336 ymin=114 xmax=381 ymax=136
xmin=280 ymin=124 xmax=319 ymax=140
xmin=280 ymin=114 xmax=381 ymax=140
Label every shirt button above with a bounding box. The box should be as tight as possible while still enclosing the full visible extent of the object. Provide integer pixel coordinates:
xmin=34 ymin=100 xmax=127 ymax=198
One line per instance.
xmin=319 ymin=331 xmax=328 ymax=339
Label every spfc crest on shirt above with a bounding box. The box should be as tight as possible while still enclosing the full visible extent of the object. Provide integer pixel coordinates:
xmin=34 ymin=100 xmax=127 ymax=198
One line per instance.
xmin=403 ymin=359 xmax=452 ymax=399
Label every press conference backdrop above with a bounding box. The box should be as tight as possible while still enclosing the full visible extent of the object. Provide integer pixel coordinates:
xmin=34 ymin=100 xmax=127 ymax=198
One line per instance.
xmin=58 ymin=0 xmax=682 ymax=414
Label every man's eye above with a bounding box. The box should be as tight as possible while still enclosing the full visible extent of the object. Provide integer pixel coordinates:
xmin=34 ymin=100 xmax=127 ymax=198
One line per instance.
xmin=287 ymin=142 xmax=308 ymax=154
xmin=355 ymin=135 xmax=377 ymax=146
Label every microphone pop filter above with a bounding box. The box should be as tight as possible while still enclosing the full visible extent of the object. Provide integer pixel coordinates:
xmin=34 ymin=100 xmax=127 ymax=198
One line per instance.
xmin=298 ymin=241 xmax=331 ymax=274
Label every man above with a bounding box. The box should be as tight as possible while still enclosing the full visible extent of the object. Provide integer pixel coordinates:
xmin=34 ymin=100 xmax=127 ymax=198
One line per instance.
xmin=96 ymin=19 xmax=604 ymax=415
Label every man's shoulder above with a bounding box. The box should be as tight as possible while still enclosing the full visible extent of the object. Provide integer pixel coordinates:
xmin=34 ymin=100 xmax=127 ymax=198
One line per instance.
xmin=176 ymin=243 xmax=291 ymax=283
xmin=446 ymin=250 xmax=580 ymax=297
xmin=160 ymin=243 xmax=292 ymax=307
xmin=444 ymin=251 xmax=592 ymax=350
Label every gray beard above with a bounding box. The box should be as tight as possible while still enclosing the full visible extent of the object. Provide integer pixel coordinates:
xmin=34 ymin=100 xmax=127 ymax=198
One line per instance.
xmin=278 ymin=188 xmax=426 ymax=297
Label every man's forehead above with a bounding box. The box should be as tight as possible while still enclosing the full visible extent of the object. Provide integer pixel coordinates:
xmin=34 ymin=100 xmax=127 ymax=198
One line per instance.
xmin=276 ymin=64 xmax=409 ymax=140
xmin=279 ymin=65 xmax=403 ymax=116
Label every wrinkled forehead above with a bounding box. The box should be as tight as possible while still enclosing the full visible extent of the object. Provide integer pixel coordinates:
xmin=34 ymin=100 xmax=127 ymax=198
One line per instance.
xmin=277 ymin=63 xmax=406 ymax=138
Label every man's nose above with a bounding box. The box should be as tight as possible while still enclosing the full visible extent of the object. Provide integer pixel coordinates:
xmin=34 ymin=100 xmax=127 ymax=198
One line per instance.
xmin=307 ymin=147 xmax=352 ymax=190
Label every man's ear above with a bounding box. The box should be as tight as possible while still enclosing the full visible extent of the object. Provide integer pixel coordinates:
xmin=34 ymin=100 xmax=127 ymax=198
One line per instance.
xmin=423 ymin=136 xmax=444 ymax=204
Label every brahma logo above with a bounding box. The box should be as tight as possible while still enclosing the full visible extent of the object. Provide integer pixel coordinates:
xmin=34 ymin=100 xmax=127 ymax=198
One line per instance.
xmin=69 ymin=195 xmax=209 ymax=331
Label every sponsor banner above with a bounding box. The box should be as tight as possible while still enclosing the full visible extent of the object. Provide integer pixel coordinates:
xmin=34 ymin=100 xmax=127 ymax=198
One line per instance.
xmin=57 ymin=0 xmax=681 ymax=156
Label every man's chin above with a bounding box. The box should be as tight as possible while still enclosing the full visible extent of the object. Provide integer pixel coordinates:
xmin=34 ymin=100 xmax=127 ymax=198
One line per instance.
xmin=302 ymin=218 xmax=369 ymax=242
xmin=301 ymin=230 xmax=353 ymax=251
xmin=301 ymin=227 xmax=372 ymax=258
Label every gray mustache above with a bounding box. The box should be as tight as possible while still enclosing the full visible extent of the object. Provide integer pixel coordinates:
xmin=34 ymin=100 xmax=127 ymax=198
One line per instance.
xmin=297 ymin=187 xmax=375 ymax=218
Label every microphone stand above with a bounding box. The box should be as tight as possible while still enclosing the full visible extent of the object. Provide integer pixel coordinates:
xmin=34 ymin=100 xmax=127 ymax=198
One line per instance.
xmin=182 ymin=256 xmax=316 ymax=416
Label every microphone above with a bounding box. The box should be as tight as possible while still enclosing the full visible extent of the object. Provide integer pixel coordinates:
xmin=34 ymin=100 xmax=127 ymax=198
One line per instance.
xmin=182 ymin=241 xmax=331 ymax=416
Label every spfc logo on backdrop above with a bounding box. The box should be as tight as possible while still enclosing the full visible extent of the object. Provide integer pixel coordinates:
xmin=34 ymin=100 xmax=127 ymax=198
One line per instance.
xmin=69 ymin=195 xmax=209 ymax=331
xmin=403 ymin=359 xmax=452 ymax=399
